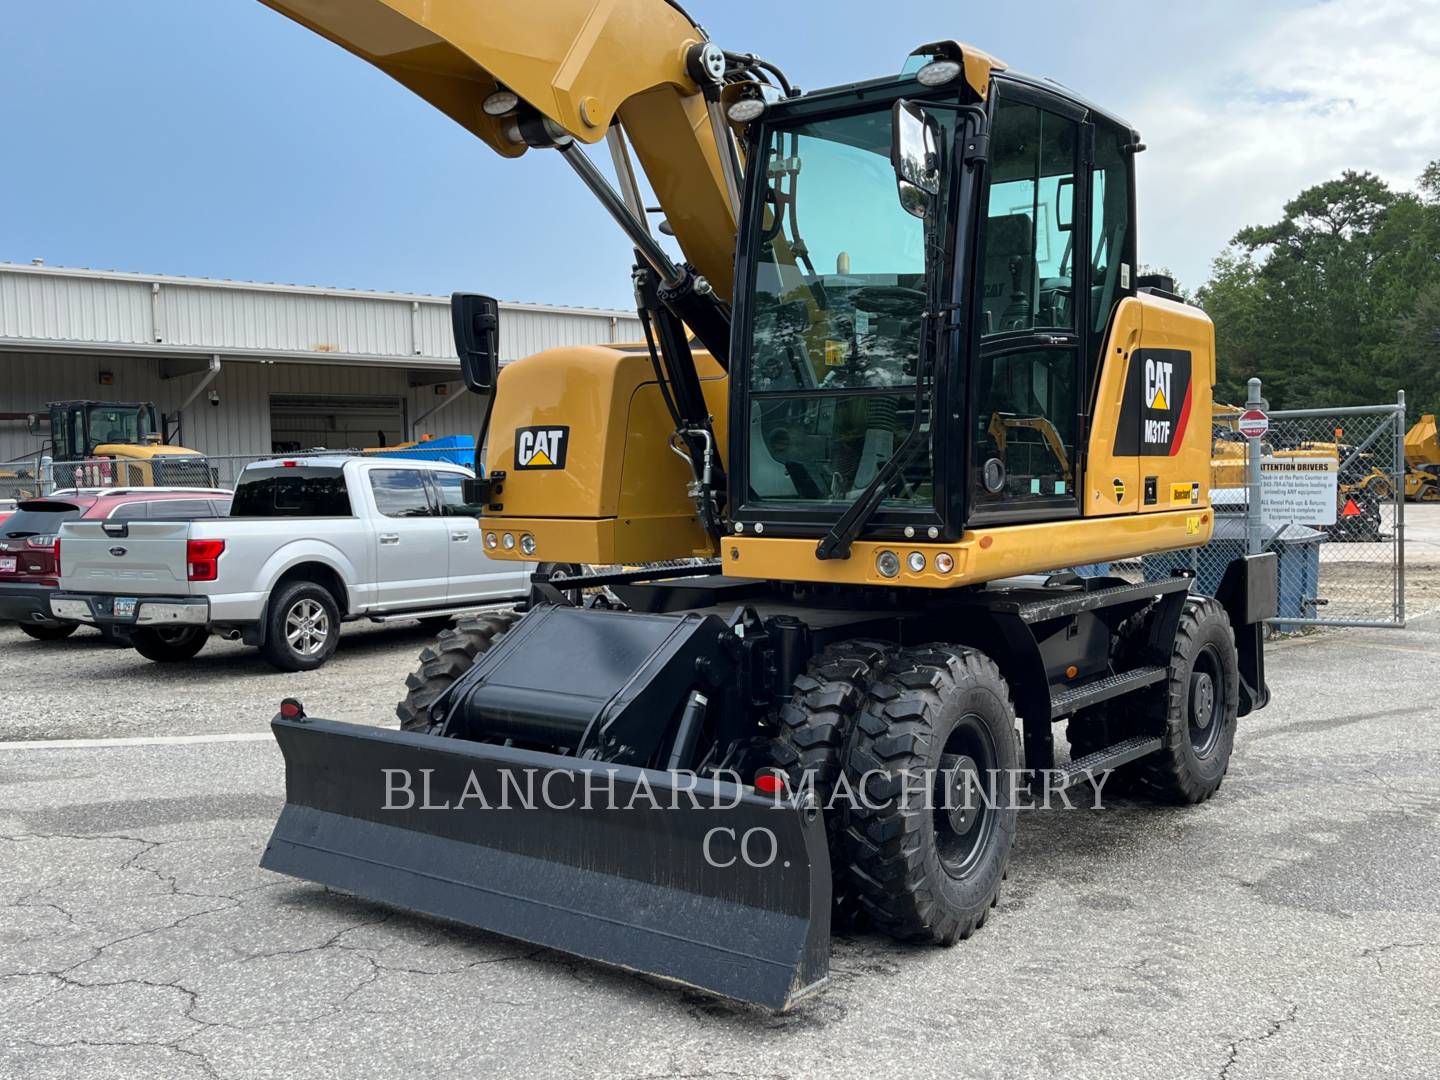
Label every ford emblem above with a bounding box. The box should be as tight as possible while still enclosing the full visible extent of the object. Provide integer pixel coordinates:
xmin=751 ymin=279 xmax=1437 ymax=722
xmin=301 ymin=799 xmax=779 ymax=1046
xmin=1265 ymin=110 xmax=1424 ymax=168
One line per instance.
xmin=109 ymin=546 xmax=128 ymax=557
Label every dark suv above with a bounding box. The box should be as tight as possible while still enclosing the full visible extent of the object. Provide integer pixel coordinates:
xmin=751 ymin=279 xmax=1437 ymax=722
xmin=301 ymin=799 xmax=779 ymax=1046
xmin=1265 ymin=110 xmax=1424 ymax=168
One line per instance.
xmin=0 ymin=488 xmax=230 ymax=641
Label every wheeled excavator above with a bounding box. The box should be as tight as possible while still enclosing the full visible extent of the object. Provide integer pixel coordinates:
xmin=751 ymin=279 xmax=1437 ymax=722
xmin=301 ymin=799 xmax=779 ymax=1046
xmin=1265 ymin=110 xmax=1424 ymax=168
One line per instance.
xmin=254 ymin=0 xmax=1277 ymax=1009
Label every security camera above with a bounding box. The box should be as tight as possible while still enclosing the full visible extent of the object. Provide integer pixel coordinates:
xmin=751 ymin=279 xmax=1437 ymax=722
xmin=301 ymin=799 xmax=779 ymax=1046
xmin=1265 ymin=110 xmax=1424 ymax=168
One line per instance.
xmin=208 ymin=389 xmax=221 ymax=408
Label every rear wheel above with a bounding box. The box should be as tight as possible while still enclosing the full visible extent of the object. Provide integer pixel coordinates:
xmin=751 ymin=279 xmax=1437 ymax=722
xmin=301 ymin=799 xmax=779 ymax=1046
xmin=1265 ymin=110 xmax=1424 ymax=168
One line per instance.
xmin=1123 ymin=596 xmax=1239 ymax=804
xmin=19 ymin=621 xmax=78 ymax=642
xmin=843 ymin=644 xmax=1019 ymax=945
xmin=770 ymin=639 xmax=894 ymax=929
xmin=397 ymin=609 xmax=522 ymax=734
xmin=260 ymin=581 xmax=341 ymax=672
xmin=131 ymin=625 xmax=208 ymax=663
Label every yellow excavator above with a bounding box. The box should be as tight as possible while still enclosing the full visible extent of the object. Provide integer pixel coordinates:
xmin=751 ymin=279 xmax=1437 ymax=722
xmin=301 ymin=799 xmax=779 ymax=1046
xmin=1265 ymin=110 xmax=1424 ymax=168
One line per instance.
xmin=252 ymin=1 xmax=1276 ymax=1009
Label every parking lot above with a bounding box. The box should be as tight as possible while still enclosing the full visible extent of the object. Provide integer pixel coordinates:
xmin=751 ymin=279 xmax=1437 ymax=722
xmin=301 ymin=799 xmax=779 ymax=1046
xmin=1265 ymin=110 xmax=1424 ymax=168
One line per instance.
xmin=4 ymin=548 xmax=1439 ymax=1079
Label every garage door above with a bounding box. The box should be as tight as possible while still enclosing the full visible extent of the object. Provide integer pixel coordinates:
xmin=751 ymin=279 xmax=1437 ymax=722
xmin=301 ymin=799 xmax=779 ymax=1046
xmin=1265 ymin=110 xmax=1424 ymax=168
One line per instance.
xmin=269 ymin=394 xmax=406 ymax=452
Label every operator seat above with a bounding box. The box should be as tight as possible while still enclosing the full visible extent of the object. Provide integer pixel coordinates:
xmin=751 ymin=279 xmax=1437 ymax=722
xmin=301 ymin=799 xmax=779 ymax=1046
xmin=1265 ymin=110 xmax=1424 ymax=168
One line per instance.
xmin=982 ymin=214 xmax=1034 ymax=334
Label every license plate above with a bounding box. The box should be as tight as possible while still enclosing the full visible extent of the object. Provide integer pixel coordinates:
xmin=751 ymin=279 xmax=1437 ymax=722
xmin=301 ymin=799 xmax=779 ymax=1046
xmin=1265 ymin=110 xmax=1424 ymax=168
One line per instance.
xmin=0 ymin=556 xmax=15 ymax=574
xmin=114 ymin=597 xmax=138 ymax=619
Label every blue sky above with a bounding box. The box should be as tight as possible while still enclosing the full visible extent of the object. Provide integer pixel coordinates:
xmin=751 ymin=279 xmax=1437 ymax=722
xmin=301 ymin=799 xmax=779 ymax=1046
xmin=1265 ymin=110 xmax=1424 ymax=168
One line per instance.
xmin=3 ymin=1 xmax=1435 ymax=309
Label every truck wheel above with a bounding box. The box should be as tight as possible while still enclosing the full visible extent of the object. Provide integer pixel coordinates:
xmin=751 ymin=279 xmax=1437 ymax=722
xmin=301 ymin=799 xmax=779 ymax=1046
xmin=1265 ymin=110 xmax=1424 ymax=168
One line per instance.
xmin=771 ymin=639 xmax=895 ymax=929
xmin=1125 ymin=596 xmax=1239 ymax=804
xmin=396 ymin=609 xmax=522 ymax=734
xmin=19 ymin=621 xmax=78 ymax=641
xmin=843 ymin=645 xmax=1019 ymax=945
xmin=260 ymin=582 xmax=341 ymax=672
xmin=131 ymin=625 xmax=208 ymax=663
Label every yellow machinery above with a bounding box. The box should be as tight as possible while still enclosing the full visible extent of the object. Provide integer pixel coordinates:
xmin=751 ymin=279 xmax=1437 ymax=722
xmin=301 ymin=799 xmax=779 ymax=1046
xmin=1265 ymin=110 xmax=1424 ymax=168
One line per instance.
xmin=0 ymin=400 xmax=213 ymax=496
xmin=1405 ymin=414 xmax=1440 ymax=501
xmin=253 ymin=2 xmax=1277 ymax=1009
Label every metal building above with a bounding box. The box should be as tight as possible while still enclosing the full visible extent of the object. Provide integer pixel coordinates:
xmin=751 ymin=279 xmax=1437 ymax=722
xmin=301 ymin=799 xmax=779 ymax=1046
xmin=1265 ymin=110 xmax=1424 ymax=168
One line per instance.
xmin=0 ymin=262 xmax=642 ymax=463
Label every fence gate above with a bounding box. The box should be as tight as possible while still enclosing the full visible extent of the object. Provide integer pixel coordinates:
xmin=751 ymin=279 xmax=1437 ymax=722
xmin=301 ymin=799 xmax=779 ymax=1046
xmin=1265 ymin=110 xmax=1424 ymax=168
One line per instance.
xmin=1201 ymin=382 xmax=1407 ymax=630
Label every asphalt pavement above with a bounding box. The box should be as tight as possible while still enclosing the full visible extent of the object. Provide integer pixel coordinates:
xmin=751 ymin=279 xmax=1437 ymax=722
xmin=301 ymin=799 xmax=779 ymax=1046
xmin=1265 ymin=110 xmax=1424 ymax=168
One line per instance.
xmin=2 ymin=606 xmax=1438 ymax=1079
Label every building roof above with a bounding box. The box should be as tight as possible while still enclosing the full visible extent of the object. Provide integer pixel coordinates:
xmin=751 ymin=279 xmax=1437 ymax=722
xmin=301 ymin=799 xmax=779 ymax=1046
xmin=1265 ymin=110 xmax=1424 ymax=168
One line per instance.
xmin=0 ymin=262 xmax=642 ymax=370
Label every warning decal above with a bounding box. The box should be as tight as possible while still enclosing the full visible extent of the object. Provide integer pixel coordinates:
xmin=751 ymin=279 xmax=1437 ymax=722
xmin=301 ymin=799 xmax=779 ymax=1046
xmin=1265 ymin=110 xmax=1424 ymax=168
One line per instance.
xmin=1113 ymin=349 xmax=1194 ymax=458
xmin=514 ymin=426 xmax=569 ymax=470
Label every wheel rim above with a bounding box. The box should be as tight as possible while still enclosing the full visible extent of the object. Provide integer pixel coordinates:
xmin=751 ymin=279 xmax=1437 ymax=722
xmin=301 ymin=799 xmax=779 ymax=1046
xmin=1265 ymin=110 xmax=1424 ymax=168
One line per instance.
xmin=932 ymin=713 xmax=1000 ymax=880
xmin=1188 ymin=643 xmax=1223 ymax=756
xmin=156 ymin=626 xmax=192 ymax=644
xmin=285 ymin=598 xmax=330 ymax=656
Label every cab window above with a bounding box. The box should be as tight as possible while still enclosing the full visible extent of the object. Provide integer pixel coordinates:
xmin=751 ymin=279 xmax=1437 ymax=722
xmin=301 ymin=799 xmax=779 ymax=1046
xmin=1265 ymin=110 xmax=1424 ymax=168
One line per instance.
xmin=980 ymin=100 xmax=1078 ymax=336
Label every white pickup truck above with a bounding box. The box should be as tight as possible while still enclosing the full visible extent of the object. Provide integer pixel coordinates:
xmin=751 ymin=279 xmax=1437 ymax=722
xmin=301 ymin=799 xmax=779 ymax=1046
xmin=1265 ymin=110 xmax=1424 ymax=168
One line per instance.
xmin=51 ymin=456 xmax=550 ymax=670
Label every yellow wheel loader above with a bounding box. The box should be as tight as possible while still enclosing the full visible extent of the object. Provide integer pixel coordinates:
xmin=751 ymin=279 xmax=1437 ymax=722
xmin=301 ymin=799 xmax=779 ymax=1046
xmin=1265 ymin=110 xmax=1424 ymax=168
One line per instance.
xmin=252 ymin=1 xmax=1277 ymax=1009
xmin=0 ymin=400 xmax=214 ymax=495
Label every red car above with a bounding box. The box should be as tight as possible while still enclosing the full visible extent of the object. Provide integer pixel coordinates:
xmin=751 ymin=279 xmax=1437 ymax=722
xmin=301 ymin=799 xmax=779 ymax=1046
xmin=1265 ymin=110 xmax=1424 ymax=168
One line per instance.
xmin=0 ymin=487 xmax=231 ymax=641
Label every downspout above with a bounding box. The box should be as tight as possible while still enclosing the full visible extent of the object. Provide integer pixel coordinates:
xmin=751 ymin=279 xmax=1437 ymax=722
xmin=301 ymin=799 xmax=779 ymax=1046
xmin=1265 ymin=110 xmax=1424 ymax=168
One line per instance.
xmin=170 ymin=355 xmax=222 ymax=446
xmin=410 ymin=382 xmax=465 ymax=440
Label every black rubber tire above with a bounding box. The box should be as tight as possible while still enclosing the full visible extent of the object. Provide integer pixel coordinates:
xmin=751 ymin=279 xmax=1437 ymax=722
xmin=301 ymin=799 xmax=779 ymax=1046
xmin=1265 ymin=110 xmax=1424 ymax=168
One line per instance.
xmin=19 ymin=621 xmax=78 ymax=641
xmin=259 ymin=581 xmax=341 ymax=672
xmin=131 ymin=625 xmax=208 ymax=663
xmin=1122 ymin=596 xmax=1240 ymax=804
xmin=842 ymin=644 xmax=1019 ymax=945
xmin=770 ymin=639 xmax=895 ymax=930
xmin=396 ymin=609 xmax=522 ymax=734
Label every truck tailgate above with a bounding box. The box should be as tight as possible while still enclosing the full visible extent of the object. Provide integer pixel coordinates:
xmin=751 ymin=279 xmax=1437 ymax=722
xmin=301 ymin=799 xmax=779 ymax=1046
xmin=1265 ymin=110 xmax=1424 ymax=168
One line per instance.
xmin=59 ymin=520 xmax=193 ymax=595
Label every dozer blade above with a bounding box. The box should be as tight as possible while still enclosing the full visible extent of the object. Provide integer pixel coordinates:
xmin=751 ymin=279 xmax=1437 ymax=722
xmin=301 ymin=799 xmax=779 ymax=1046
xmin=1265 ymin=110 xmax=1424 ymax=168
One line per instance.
xmin=261 ymin=716 xmax=831 ymax=1010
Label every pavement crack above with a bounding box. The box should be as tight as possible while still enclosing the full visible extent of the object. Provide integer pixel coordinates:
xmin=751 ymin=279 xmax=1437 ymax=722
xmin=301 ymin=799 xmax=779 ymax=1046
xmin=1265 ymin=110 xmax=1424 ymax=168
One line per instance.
xmin=1359 ymin=940 xmax=1440 ymax=974
xmin=235 ymin=912 xmax=394 ymax=963
xmin=1218 ymin=1001 xmax=1299 ymax=1080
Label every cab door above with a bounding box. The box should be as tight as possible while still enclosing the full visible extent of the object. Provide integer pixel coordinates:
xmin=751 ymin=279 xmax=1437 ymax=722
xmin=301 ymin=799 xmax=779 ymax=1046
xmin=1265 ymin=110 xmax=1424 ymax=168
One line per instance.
xmin=367 ymin=467 xmax=450 ymax=609
xmin=969 ymin=84 xmax=1090 ymax=524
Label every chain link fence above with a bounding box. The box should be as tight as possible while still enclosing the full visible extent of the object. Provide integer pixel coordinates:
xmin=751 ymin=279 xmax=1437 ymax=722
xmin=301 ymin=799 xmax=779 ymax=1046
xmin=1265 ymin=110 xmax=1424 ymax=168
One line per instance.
xmin=1079 ymin=387 xmax=1407 ymax=631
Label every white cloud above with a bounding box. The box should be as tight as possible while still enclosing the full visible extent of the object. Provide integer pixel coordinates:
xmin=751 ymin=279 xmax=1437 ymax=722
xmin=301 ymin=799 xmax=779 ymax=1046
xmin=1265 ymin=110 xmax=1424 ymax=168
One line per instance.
xmin=1128 ymin=0 xmax=1440 ymax=288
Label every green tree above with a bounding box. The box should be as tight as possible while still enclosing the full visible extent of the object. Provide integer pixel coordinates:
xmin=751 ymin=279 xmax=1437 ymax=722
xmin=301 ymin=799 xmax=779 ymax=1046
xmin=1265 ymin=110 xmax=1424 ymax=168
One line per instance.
xmin=1198 ymin=162 xmax=1440 ymax=418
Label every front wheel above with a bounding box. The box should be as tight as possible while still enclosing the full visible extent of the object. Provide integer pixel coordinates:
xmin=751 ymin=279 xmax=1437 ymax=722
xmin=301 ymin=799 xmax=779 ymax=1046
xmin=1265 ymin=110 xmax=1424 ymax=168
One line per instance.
xmin=843 ymin=644 xmax=1019 ymax=945
xmin=19 ymin=621 xmax=78 ymax=642
xmin=131 ymin=625 xmax=208 ymax=663
xmin=260 ymin=582 xmax=341 ymax=671
xmin=397 ymin=609 xmax=522 ymax=733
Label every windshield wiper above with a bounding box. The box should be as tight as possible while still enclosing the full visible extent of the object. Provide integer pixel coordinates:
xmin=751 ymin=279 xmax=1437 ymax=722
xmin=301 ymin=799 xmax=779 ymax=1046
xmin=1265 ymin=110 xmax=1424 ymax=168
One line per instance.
xmin=814 ymin=373 xmax=934 ymax=561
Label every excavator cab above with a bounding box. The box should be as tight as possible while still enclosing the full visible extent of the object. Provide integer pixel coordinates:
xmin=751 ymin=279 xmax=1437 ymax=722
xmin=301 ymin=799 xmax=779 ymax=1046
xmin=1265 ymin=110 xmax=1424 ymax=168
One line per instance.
xmin=731 ymin=65 xmax=1140 ymax=553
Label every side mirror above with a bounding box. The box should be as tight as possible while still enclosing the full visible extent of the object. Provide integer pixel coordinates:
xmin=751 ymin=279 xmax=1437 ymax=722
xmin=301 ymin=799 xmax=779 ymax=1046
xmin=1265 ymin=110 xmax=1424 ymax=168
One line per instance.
xmin=891 ymin=99 xmax=943 ymax=219
xmin=451 ymin=293 xmax=500 ymax=394
xmin=26 ymin=413 xmax=42 ymax=436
